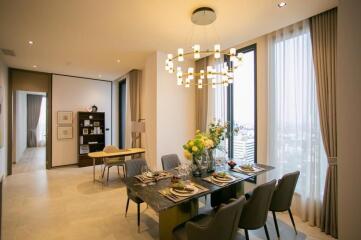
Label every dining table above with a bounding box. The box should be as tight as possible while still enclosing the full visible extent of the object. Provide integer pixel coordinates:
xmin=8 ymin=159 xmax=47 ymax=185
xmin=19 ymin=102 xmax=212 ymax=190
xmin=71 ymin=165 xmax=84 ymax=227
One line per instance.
xmin=123 ymin=162 xmax=274 ymax=240
xmin=88 ymin=147 xmax=145 ymax=182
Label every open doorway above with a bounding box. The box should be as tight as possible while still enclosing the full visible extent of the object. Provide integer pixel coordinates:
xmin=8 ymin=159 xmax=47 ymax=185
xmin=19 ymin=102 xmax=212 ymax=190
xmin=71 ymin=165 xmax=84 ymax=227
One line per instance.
xmin=12 ymin=91 xmax=47 ymax=174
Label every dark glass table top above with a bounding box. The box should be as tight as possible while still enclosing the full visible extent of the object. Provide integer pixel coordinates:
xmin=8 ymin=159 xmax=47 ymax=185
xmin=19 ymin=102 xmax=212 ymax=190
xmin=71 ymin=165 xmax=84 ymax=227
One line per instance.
xmin=123 ymin=163 xmax=274 ymax=212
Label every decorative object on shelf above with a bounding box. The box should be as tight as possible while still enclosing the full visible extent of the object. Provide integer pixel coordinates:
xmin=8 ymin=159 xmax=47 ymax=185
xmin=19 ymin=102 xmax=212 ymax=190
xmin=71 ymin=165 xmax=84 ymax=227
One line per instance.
xmin=57 ymin=111 xmax=73 ymax=125
xmin=93 ymin=121 xmax=100 ymax=127
xmin=57 ymin=126 xmax=73 ymax=140
xmin=91 ymin=105 xmax=98 ymax=112
xmin=165 ymin=7 xmax=243 ymax=89
xmin=183 ymin=130 xmax=214 ymax=177
xmin=82 ymin=128 xmax=89 ymax=135
xmin=84 ymin=120 xmax=90 ymax=126
xmin=79 ymin=144 xmax=90 ymax=154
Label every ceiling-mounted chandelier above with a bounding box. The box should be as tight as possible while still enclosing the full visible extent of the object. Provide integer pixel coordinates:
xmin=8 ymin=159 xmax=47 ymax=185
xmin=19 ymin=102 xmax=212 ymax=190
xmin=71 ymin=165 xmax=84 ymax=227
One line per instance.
xmin=165 ymin=7 xmax=244 ymax=89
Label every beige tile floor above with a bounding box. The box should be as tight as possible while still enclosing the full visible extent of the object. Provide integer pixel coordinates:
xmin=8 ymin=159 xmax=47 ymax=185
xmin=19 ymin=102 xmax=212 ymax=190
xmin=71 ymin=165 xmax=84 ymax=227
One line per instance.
xmin=3 ymin=163 xmax=335 ymax=240
xmin=12 ymin=147 xmax=46 ymax=175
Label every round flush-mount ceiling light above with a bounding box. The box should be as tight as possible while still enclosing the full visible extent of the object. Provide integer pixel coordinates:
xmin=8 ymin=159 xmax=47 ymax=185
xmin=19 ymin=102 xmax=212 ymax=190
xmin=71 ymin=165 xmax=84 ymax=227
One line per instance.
xmin=191 ymin=7 xmax=216 ymax=25
xmin=278 ymin=2 xmax=287 ymax=8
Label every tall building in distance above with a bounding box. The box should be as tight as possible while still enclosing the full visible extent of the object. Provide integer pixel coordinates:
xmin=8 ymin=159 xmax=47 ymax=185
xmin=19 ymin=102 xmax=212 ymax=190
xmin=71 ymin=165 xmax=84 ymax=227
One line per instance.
xmin=233 ymin=125 xmax=255 ymax=164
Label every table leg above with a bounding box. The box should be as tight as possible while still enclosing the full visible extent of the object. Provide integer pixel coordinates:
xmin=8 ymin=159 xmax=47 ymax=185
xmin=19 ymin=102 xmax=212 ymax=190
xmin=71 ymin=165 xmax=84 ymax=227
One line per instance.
xmin=159 ymin=199 xmax=198 ymax=240
xmin=93 ymin=158 xmax=96 ymax=182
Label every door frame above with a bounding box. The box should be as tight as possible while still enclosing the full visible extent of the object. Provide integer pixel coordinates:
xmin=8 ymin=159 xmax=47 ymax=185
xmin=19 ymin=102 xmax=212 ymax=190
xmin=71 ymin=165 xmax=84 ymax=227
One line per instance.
xmin=7 ymin=68 xmax=52 ymax=175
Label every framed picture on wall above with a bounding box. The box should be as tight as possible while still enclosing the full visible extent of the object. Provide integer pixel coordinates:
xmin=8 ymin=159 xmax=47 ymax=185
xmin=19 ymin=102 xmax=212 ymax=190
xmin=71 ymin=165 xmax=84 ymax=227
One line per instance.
xmin=57 ymin=111 xmax=73 ymax=125
xmin=57 ymin=126 xmax=73 ymax=140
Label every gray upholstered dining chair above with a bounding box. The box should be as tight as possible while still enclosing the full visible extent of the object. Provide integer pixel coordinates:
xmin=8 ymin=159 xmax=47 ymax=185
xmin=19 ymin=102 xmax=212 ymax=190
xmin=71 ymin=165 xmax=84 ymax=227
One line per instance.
xmin=102 ymin=145 xmax=125 ymax=182
xmin=161 ymin=154 xmax=181 ymax=171
xmin=269 ymin=171 xmax=300 ymax=238
xmin=173 ymin=196 xmax=246 ymax=240
xmin=238 ymin=179 xmax=276 ymax=240
xmin=124 ymin=158 xmax=147 ymax=231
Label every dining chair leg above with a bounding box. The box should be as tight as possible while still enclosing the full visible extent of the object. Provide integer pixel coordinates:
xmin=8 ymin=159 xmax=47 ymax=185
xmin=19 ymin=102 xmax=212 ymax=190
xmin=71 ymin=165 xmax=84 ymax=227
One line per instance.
xmin=137 ymin=203 xmax=140 ymax=233
xmin=272 ymin=211 xmax=280 ymax=238
xmin=117 ymin=166 xmax=120 ymax=175
xmin=101 ymin=165 xmax=106 ymax=179
xmin=245 ymin=229 xmax=249 ymax=240
xmin=107 ymin=167 xmax=110 ymax=182
xmin=125 ymin=198 xmax=130 ymax=217
xmin=288 ymin=209 xmax=297 ymax=234
xmin=264 ymin=224 xmax=270 ymax=240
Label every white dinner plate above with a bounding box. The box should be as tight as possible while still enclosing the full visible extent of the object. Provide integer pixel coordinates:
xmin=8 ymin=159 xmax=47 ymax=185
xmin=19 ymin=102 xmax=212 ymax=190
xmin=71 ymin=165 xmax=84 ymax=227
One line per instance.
xmin=169 ymin=185 xmax=198 ymax=197
xmin=211 ymin=175 xmax=235 ymax=183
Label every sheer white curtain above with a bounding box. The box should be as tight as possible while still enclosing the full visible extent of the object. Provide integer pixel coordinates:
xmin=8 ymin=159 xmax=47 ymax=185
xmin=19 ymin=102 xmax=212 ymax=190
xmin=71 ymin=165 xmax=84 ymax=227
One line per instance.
xmin=268 ymin=20 xmax=327 ymax=226
xmin=36 ymin=96 xmax=46 ymax=147
xmin=207 ymin=57 xmax=228 ymax=157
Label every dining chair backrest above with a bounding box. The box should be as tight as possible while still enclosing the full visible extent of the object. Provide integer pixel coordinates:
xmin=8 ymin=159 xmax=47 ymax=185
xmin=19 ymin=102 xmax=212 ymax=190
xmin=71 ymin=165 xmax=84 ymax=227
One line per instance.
xmin=125 ymin=158 xmax=147 ymax=178
xmin=186 ymin=196 xmax=246 ymax=240
xmin=161 ymin=154 xmax=181 ymax=171
xmin=270 ymin=171 xmax=300 ymax=212
xmin=238 ymin=179 xmax=276 ymax=230
xmin=103 ymin=145 xmax=120 ymax=153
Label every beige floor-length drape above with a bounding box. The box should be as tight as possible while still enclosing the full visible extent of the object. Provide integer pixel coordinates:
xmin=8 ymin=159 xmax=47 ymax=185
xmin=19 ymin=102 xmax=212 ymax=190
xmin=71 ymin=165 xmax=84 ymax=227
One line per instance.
xmin=27 ymin=94 xmax=43 ymax=147
xmin=129 ymin=69 xmax=142 ymax=147
xmin=310 ymin=8 xmax=338 ymax=238
xmin=195 ymin=57 xmax=209 ymax=132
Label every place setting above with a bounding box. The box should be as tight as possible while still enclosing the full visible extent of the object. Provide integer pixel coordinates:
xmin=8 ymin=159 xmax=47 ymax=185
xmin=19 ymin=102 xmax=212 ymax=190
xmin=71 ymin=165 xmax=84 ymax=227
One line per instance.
xmin=159 ymin=176 xmax=208 ymax=202
xmin=203 ymin=171 xmax=238 ymax=187
xmin=134 ymin=166 xmax=173 ymax=186
xmin=231 ymin=162 xmax=266 ymax=175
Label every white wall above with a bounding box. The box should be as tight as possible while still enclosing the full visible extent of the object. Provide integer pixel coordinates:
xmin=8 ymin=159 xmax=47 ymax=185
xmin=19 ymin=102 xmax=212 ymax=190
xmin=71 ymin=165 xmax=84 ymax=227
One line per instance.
xmin=15 ymin=91 xmax=27 ymax=163
xmin=0 ymin=58 xmax=8 ymax=177
xmin=139 ymin=51 xmax=196 ymax=170
xmin=141 ymin=53 xmax=157 ymax=169
xmin=156 ymin=52 xmax=195 ymax=169
xmin=337 ymin=1 xmax=361 ymax=239
xmin=52 ymin=75 xmax=112 ymax=166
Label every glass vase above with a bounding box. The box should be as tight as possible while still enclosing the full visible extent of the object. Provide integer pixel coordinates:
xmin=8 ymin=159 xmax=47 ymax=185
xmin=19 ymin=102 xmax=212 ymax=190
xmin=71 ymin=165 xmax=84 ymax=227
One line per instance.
xmin=192 ymin=155 xmax=202 ymax=177
xmin=207 ymin=149 xmax=216 ymax=173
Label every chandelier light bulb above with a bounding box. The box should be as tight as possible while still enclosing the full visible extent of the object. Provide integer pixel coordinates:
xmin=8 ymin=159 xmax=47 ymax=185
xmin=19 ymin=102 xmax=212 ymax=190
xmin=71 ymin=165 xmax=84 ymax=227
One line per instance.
xmin=198 ymin=84 xmax=202 ymax=89
xmin=167 ymin=53 xmax=173 ymax=60
xmin=207 ymin=66 xmax=213 ymax=79
xmin=228 ymin=78 xmax=234 ymax=84
xmin=230 ymin=48 xmax=236 ymax=56
xmin=178 ymin=48 xmax=184 ymax=62
xmin=193 ymin=44 xmax=200 ymax=59
xmin=185 ymin=83 xmax=190 ymax=88
xmin=177 ymin=79 xmax=183 ymax=86
xmin=214 ymin=44 xmax=221 ymax=59
xmin=237 ymin=52 xmax=243 ymax=60
xmin=223 ymin=81 xmax=229 ymax=87
xmin=188 ymin=67 xmax=194 ymax=80
xmin=200 ymin=69 xmax=205 ymax=79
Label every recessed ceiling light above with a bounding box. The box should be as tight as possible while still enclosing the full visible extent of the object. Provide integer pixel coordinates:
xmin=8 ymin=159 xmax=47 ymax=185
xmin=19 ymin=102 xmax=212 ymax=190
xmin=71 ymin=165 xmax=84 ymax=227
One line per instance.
xmin=98 ymin=74 xmax=102 ymax=78
xmin=116 ymin=59 xmax=120 ymax=63
xmin=28 ymin=40 xmax=34 ymax=45
xmin=33 ymin=65 xmax=37 ymax=68
xmin=278 ymin=2 xmax=287 ymax=8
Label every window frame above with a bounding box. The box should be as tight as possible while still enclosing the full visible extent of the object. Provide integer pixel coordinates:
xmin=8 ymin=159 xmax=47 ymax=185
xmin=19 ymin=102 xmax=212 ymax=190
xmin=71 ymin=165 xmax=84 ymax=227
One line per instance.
xmin=226 ymin=43 xmax=258 ymax=164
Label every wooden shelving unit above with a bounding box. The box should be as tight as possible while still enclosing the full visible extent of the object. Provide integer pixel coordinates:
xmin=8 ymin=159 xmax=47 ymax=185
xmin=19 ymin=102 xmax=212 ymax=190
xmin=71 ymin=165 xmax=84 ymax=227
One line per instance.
xmin=77 ymin=112 xmax=105 ymax=167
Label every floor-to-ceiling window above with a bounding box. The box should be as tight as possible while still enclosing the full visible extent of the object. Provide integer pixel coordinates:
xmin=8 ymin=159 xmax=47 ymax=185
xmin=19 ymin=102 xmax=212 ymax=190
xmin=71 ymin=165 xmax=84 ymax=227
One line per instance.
xmin=227 ymin=44 xmax=257 ymax=164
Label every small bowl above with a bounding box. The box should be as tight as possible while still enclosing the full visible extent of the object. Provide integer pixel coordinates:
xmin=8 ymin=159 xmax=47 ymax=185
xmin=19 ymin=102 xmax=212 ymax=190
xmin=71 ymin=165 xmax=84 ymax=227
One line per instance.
xmin=228 ymin=161 xmax=237 ymax=169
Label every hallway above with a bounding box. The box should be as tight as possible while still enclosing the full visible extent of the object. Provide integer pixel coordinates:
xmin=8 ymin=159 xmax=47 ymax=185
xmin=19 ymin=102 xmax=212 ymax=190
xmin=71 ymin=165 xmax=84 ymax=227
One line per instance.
xmin=12 ymin=147 xmax=46 ymax=174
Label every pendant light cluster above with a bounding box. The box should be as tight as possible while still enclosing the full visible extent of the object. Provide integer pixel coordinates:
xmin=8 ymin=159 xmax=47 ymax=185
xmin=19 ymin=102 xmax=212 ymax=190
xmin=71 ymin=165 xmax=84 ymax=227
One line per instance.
xmin=164 ymin=7 xmax=243 ymax=88
xmin=165 ymin=46 xmax=243 ymax=88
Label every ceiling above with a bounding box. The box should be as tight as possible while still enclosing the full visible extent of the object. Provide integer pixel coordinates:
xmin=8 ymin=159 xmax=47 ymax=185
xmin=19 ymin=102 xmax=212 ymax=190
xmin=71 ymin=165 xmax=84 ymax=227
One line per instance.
xmin=0 ymin=0 xmax=337 ymax=81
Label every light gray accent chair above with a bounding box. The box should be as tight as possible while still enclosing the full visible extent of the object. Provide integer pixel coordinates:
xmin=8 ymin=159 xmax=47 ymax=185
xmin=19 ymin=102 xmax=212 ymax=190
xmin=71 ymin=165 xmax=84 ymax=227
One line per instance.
xmin=102 ymin=145 xmax=125 ymax=182
xmin=269 ymin=171 xmax=300 ymax=238
xmin=238 ymin=179 xmax=277 ymax=240
xmin=161 ymin=154 xmax=181 ymax=171
xmin=124 ymin=158 xmax=147 ymax=231
xmin=173 ymin=196 xmax=246 ymax=240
